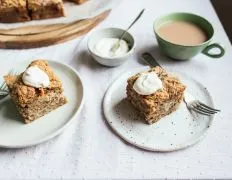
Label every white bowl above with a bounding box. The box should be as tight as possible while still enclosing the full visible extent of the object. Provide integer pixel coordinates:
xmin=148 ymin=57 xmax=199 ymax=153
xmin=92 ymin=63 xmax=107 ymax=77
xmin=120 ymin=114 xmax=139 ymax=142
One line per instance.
xmin=87 ymin=28 xmax=135 ymax=67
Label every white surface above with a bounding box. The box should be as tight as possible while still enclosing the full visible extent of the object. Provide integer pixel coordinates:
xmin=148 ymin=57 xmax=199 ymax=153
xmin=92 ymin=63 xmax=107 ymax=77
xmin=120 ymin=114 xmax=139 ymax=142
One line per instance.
xmin=104 ymin=67 xmax=214 ymax=151
xmin=0 ymin=61 xmax=84 ymax=148
xmin=0 ymin=0 xmax=231 ymax=178
xmin=0 ymin=0 xmax=120 ymax=29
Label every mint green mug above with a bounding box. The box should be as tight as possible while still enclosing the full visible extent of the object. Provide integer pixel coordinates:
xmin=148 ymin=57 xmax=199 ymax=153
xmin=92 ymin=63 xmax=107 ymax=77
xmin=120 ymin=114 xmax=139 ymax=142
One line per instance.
xmin=154 ymin=12 xmax=225 ymax=60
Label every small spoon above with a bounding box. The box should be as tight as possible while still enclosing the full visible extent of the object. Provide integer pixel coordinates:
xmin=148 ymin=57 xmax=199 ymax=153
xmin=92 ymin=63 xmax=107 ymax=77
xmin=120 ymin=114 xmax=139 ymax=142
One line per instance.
xmin=110 ymin=9 xmax=145 ymax=53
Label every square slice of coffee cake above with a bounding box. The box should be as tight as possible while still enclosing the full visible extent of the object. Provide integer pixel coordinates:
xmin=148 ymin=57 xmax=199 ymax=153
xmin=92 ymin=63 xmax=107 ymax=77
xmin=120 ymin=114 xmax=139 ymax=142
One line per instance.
xmin=4 ymin=60 xmax=67 ymax=124
xmin=126 ymin=67 xmax=186 ymax=124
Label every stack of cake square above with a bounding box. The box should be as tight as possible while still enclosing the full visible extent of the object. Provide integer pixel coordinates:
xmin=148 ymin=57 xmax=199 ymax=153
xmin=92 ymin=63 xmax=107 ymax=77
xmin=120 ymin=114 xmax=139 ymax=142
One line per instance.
xmin=0 ymin=0 xmax=87 ymax=23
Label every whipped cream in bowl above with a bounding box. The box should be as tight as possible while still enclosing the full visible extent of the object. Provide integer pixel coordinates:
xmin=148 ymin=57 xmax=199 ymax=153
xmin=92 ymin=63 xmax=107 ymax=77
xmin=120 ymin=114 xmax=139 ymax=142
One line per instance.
xmin=133 ymin=72 xmax=163 ymax=95
xmin=22 ymin=66 xmax=50 ymax=88
xmin=88 ymin=28 xmax=135 ymax=67
xmin=94 ymin=38 xmax=130 ymax=58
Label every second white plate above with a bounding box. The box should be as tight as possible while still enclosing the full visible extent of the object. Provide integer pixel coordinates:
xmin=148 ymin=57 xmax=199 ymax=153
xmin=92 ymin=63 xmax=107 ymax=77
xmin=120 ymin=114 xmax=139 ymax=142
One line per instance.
xmin=104 ymin=67 xmax=214 ymax=152
xmin=0 ymin=60 xmax=84 ymax=148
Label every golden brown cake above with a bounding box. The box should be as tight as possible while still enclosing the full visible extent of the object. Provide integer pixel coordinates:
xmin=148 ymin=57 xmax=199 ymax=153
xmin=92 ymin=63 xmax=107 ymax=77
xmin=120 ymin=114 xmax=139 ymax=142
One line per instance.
xmin=0 ymin=0 xmax=31 ymax=23
xmin=4 ymin=60 xmax=67 ymax=124
xmin=126 ymin=67 xmax=186 ymax=124
xmin=0 ymin=0 xmax=88 ymax=23
xmin=27 ymin=0 xmax=65 ymax=20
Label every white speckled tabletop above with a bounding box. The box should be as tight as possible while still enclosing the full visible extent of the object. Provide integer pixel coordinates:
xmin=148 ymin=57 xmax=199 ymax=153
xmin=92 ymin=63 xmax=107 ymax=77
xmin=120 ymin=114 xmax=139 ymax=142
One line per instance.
xmin=0 ymin=0 xmax=232 ymax=179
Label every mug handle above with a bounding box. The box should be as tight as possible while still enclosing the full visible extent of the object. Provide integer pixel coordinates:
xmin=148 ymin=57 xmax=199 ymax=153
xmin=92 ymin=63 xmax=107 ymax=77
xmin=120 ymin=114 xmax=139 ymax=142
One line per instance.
xmin=202 ymin=43 xmax=225 ymax=58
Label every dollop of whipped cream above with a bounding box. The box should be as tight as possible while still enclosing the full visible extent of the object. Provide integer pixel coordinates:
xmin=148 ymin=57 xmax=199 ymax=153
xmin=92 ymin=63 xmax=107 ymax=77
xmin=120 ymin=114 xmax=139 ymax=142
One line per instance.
xmin=22 ymin=66 xmax=50 ymax=88
xmin=94 ymin=38 xmax=129 ymax=58
xmin=133 ymin=72 xmax=163 ymax=95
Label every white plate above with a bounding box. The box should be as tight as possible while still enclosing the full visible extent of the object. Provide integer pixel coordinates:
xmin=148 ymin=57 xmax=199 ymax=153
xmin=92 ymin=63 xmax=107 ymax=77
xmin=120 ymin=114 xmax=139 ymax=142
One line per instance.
xmin=104 ymin=67 xmax=214 ymax=152
xmin=0 ymin=61 xmax=84 ymax=148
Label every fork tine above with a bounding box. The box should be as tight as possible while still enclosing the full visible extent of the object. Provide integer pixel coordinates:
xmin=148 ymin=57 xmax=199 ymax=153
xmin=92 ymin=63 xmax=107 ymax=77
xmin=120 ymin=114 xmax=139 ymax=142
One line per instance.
xmin=9 ymin=69 xmax=14 ymax=75
xmin=15 ymin=71 xmax=19 ymax=76
xmin=0 ymin=91 xmax=8 ymax=95
xmin=13 ymin=70 xmax=19 ymax=76
xmin=2 ymin=83 xmax=8 ymax=91
xmin=8 ymin=69 xmax=18 ymax=76
xmin=0 ymin=82 xmax=5 ymax=89
xmin=193 ymin=104 xmax=218 ymax=114
xmin=0 ymin=68 xmax=17 ymax=93
xmin=198 ymin=102 xmax=220 ymax=112
xmin=196 ymin=103 xmax=219 ymax=113
xmin=191 ymin=107 xmax=213 ymax=116
xmin=13 ymin=70 xmax=20 ymax=76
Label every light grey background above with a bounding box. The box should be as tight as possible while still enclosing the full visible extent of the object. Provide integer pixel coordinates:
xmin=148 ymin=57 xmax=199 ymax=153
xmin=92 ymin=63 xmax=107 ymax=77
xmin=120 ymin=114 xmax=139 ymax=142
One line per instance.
xmin=0 ymin=0 xmax=231 ymax=178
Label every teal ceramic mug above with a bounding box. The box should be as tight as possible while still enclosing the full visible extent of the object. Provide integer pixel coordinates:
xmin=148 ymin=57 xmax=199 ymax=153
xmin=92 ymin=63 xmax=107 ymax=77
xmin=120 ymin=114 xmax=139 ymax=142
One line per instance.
xmin=154 ymin=12 xmax=225 ymax=60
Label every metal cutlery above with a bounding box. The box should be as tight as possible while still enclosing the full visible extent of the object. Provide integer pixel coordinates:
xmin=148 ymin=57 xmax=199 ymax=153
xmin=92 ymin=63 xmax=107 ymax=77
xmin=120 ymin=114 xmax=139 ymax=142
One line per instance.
xmin=110 ymin=9 xmax=145 ymax=53
xmin=0 ymin=69 xmax=19 ymax=97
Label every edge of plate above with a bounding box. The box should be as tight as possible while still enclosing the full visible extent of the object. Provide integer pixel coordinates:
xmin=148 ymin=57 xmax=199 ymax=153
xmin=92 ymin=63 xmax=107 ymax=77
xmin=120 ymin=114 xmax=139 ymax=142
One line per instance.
xmin=103 ymin=67 xmax=215 ymax=152
xmin=0 ymin=60 xmax=85 ymax=148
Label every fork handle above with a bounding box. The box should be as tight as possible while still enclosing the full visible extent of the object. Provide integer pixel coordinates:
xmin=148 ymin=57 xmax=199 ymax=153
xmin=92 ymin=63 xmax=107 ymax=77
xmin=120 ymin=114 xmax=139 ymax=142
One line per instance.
xmin=141 ymin=52 xmax=162 ymax=68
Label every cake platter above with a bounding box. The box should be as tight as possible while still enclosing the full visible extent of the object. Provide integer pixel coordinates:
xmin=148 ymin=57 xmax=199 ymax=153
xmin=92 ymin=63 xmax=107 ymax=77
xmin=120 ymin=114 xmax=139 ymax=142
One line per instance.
xmin=0 ymin=0 xmax=118 ymax=49
xmin=0 ymin=60 xmax=84 ymax=148
xmin=103 ymin=67 xmax=215 ymax=152
xmin=0 ymin=11 xmax=110 ymax=49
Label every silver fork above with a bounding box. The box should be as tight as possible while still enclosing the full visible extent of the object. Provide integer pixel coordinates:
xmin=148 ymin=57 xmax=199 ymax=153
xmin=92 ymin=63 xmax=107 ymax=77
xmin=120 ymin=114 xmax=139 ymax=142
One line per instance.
xmin=141 ymin=52 xmax=220 ymax=116
xmin=0 ymin=69 xmax=19 ymax=97
xmin=183 ymin=91 xmax=220 ymax=116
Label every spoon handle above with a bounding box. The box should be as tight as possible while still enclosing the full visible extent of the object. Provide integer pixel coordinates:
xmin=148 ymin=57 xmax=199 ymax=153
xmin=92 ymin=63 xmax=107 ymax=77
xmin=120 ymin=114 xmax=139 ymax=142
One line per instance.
xmin=120 ymin=9 xmax=145 ymax=40
xmin=142 ymin=52 xmax=161 ymax=67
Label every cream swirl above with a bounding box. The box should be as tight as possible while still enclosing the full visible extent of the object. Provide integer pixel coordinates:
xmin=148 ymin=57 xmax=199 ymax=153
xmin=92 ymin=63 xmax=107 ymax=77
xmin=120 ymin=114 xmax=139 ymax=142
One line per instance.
xmin=133 ymin=72 xmax=163 ymax=95
xmin=94 ymin=38 xmax=129 ymax=58
xmin=22 ymin=66 xmax=50 ymax=88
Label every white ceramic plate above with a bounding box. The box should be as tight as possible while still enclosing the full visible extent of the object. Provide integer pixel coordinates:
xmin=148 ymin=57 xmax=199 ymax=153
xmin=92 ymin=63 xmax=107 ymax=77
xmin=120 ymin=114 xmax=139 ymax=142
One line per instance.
xmin=104 ymin=67 xmax=214 ymax=152
xmin=0 ymin=61 xmax=84 ymax=148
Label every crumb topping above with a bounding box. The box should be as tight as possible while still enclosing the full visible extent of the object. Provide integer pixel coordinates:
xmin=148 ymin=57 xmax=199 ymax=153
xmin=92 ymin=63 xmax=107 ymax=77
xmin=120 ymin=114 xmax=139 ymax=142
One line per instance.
xmin=127 ymin=66 xmax=186 ymax=103
xmin=4 ymin=60 xmax=63 ymax=106
xmin=27 ymin=0 xmax=63 ymax=10
xmin=0 ymin=0 xmax=26 ymax=9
